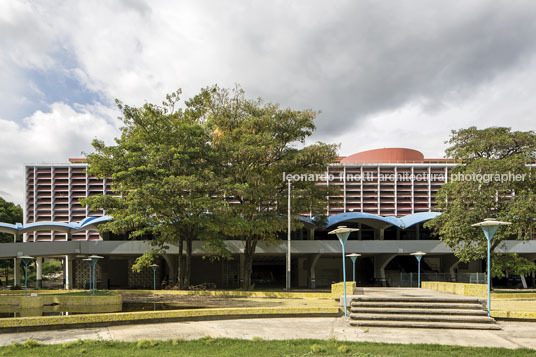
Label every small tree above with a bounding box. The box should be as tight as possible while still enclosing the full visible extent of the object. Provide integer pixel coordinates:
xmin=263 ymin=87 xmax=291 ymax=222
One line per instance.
xmin=426 ymin=127 xmax=536 ymax=280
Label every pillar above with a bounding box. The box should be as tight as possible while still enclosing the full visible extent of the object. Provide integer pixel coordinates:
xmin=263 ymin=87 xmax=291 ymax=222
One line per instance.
xmin=64 ymin=255 xmax=73 ymax=290
xmin=379 ymin=228 xmax=385 ymax=240
xmin=13 ymin=258 xmax=21 ymax=287
xmin=239 ymin=254 xmax=245 ymax=287
xmin=308 ymin=254 xmax=321 ymax=288
xmin=416 ymin=223 xmax=420 ymax=240
xmin=358 ymin=224 xmax=362 ymax=240
xmin=36 ymin=257 xmax=43 ymax=289
xmin=164 ymin=254 xmax=177 ymax=285
xmin=298 ymin=257 xmax=307 ymax=288
xmin=373 ymin=254 xmax=396 ymax=286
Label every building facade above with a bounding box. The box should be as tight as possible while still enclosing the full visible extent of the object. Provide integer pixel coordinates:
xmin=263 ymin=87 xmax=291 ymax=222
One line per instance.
xmin=7 ymin=148 xmax=535 ymax=290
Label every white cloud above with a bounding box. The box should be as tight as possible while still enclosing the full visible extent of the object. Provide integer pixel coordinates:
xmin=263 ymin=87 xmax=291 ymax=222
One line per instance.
xmin=0 ymin=102 xmax=120 ymax=205
xmin=2 ymin=0 xmax=536 ymax=205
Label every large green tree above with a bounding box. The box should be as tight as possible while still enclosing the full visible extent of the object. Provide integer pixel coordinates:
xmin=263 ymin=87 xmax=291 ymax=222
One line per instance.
xmin=84 ymin=90 xmax=223 ymax=289
xmin=191 ymin=86 xmax=338 ymax=289
xmin=426 ymin=127 xmax=536 ymax=280
xmin=0 ymin=197 xmax=23 ymax=285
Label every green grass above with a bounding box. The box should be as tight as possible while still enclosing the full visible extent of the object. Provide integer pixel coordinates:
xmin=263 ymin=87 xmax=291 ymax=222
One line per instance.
xmin=0 ymin=338 xmax=535 ymax=356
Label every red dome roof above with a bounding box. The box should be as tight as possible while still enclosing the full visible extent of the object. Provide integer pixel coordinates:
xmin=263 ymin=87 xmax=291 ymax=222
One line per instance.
xmin=340 ymin=148 xmax=424 ymax=164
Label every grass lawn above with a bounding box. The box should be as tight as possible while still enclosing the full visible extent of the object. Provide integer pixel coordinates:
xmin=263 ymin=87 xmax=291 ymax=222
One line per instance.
xmin=1 ymin=338 xmax=535 ymax=357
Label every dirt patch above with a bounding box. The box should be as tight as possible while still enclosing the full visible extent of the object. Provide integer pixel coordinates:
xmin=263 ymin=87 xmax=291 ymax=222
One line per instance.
xmin=122 ymin=294 xmax=283 ymax=308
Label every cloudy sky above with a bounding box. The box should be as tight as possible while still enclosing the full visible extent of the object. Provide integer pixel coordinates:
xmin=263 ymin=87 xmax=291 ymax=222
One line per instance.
xmin=2 ymin=1 xmax=536 ymax=205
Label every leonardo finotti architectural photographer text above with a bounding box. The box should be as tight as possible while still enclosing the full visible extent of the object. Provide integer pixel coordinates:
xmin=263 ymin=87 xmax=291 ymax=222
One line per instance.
xmin=282 ymin=172 xmax=526 ymax=183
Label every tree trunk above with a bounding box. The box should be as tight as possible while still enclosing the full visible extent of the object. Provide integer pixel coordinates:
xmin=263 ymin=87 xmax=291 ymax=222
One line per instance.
xmin=185 ymin=237 xmax=192 ymax=289
xmin=177 ymin=238 xmax=184 ymax=289
xmin=241 ymin=238 xmax=257 ymax=290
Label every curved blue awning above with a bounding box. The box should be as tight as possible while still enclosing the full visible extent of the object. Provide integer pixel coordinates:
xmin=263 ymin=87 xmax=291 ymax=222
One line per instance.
xmin=325 ymin=212 xmax=440 ymax=230
xmin=398 ymin=212 xmax=441 ymax=229
xmin=0 ymin=216 xmax=113 ymax=235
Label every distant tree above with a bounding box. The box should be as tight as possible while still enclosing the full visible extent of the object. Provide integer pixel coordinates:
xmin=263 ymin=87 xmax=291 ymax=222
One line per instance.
xmin=0 ymin=197 xmax=23 ymax=285
xmin=191 ymin=86 xmax=338 ymax=289
xmin=425 ymin=127 xmax=536 ymax=280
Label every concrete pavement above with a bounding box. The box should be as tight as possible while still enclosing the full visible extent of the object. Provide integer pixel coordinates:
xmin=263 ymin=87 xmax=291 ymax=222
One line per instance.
xmin=1 ymin=317 xmax=536 ymax=350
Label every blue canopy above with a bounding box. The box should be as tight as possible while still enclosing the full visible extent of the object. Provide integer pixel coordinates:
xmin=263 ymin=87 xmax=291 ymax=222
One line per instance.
xmin=326 ymin=211 xmax=440 ymax=230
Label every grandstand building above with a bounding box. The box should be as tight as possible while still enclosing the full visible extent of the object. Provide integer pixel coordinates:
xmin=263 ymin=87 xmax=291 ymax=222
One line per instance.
xmin=2 ymin=148 xmax=535 ymax=290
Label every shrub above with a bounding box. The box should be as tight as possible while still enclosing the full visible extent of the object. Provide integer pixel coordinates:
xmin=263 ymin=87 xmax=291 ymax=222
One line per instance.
xmin=337 ymin=345 xmax=350 ymax=353
xmin=22 ymin=339 xmax=39 ymax=349
xmin=137 ymin=340 xmax=158 ymax=349
xmin=310 ymin=344 xmax=325 ymax=353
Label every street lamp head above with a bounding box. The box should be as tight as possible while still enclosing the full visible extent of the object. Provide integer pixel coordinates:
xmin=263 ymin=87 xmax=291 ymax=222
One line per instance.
xmin=346 ymin=253 xmax=361 ymax=258
xmin=410 ymin=251 xmax=426 ymax=257
xmin=328 ymin=226 xmax=359 ymax=235
xmin=150 ymin=264 xmax=159 ymax=268
xmin=471 ymin=218 xmax=512 ymax=227
xmin=18 ymin=256 xmax=34 ymax=260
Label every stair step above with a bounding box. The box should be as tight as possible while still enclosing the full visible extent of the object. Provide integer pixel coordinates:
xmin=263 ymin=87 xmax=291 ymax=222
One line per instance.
xmin=350 ymin=307 xmax=488 ymax=316
xmin=349 ymin=313 xmax=495 ymax=323
xmin=349 ymin=320 xmax=501 ymax=330
xmin=349 ymin=296 xmax=482 ymax=304
xmin=351 ymin=302 xmax=484 ymax=309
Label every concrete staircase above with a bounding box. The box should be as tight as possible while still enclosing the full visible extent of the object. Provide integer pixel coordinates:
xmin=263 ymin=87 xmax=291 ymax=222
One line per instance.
xmin=348 ymin=296 xmax=500 ymax=330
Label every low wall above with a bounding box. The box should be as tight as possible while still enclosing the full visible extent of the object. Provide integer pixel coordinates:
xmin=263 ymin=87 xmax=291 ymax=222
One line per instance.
xmin=422 ymin=281 xmax=487 ymax=297
xmin=0 ymin=294 xmax=122 ymax=308
xmin=116 ymin=289 xmax=331 ymax=299
xmin=330 ymin=282 xmax=356 ymax=300
xmin=0 ymin=306 xmax=340 ymax=331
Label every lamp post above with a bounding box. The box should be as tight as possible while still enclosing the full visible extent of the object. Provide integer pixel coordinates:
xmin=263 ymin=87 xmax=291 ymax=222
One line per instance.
xmin=472 ymin=218 xmax=511 ymax=316
xmin=286 ymin=179 xmax=291 ymax=291
xmin=410 ymin=252 xmax=426 ymax=288
xmin=88 ymin=255 xmax=103 ymax=296
xmin=346 ymin=253 xmax=361 ymax=283
xmin=329 ymin=226 xmax=359 ymax=317
xmin=19 ymin=256 xmax=34 ymax=296
xmin=150 ymin=264 xmax=159 ymax=290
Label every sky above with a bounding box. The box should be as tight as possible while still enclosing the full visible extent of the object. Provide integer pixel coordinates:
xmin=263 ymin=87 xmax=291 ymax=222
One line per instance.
xmin=2 ymin=0 xmax=536 ymax=205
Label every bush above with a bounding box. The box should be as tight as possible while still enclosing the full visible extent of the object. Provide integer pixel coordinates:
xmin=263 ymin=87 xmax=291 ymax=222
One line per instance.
xmin=136 ymin=340 xmax=158 ymax=349
xmin=337 ymin=345 xmax=350 ymax=353
xmin=22 ymin=339 xmax=39 ymax=349
xmin=310 ymin=344 xmax=325 ymax=353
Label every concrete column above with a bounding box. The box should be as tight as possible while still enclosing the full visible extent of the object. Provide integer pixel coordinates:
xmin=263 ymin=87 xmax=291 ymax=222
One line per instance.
xmin=239 ymin=254 xmax=245 ymax=287
xmin=307 ymin=228 xmax=315 ymax=240
xmin=36 ymin=257 xmax=43 ymax=289
xmin=373 ymin=254 xmax=396 ymax=286
xmin=308 ymin=254 xmax=321 ymax=288
xmin=379 ymin=228 xmax=385 ymax=240
xmin=416 ymin=224 xmax=420 ymax=240
xmin=64 ymin=255 xmax=73 ymax=290
xmin=358 ymin=224 xmax=362 ymax=240
xmin=298 ymin=257 xmax=307 ymax=288
xmin=163 ymin=254 xmax=177 ymax=285
xmin=13 ymin=258 xmax=21 ymax=287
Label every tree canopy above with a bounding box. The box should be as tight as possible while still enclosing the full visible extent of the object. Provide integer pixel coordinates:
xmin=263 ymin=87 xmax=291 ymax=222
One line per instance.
xmin=84 ymin=86 xmax=337 ymax=289
xmin=426 ymin=126 xmax=536 ymax=278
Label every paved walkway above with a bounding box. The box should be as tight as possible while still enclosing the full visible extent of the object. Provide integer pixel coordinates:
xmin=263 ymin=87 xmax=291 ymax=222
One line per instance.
xmin=1 ymin=317 xmax=536 ymax=349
